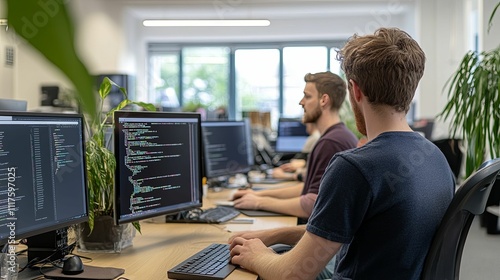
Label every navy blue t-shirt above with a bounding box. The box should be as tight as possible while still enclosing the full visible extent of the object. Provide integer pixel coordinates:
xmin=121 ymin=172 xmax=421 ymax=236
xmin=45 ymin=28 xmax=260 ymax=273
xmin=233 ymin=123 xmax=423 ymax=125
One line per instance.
xmin=307 ymin=131 xmax=455 ymax=280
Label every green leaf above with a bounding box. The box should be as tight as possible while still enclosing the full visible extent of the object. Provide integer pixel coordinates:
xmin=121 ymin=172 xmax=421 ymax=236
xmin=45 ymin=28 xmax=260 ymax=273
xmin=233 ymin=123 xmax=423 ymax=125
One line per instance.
xmin=488 ymin=2 xmax=500 ymax=33
xmin=6 ymin=0 xmax=96 ymax=120
xmin=99 ymin=77 xmax=113 ymax=100
xmin=132 ymin=101 xmax=157 ymax=112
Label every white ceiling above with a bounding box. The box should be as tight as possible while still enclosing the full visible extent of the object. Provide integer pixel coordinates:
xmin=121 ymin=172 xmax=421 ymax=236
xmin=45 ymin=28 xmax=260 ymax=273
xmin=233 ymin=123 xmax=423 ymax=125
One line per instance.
xmin=114 ymin=0 xmax=413 ymax=21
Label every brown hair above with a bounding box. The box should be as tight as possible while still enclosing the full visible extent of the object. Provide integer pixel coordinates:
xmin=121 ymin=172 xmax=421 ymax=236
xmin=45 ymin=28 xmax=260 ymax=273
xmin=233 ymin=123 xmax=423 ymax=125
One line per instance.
xmin=304 ymin=71 xmax=346 ymax=111
xmin=337 ymin=28 xmax=425 ymax=112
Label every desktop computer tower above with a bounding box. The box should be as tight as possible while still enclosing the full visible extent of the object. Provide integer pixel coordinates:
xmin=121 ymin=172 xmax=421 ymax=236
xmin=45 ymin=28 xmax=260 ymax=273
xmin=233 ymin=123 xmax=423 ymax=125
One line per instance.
xmin=26 ymin=228 xmax=69 ymax=262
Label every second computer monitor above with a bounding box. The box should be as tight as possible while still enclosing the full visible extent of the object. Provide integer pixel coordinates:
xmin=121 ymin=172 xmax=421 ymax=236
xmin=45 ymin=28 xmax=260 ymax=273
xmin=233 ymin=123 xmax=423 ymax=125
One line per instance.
xmin=274 ymin=118 xmax=309 ymax=153
xmin=201 ymin=120 xmax=254 ymax=178
xmin=113 ymin=111 xmax=203 ymax=224
xmin=0 ymin=98 xmax=28 ymax=112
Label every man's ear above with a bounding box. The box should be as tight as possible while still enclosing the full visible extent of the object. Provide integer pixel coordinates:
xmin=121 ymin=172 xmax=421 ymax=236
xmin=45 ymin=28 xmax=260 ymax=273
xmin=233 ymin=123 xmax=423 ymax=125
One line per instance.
xmin=349 ymin=79 xmax=363 ymax=102
xmin=320 ymin=93 xmax=330 ymax=107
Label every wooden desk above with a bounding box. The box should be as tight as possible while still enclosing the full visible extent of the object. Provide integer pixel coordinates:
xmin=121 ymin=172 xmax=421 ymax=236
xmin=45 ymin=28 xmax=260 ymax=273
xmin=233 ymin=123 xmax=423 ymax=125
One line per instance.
xmin=19 ymin=184 xmax=297 ymax=280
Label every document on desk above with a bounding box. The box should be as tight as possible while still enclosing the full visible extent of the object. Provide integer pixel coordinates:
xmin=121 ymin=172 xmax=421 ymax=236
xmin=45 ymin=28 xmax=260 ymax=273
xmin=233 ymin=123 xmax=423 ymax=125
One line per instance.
xmin=228 ymin=218 xmax=254 ymax=224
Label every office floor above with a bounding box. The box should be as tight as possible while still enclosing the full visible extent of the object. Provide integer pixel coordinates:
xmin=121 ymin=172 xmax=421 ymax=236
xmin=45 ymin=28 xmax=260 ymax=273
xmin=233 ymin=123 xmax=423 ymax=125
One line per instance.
xmin=460 ymin=218 xmax=500 ymax=279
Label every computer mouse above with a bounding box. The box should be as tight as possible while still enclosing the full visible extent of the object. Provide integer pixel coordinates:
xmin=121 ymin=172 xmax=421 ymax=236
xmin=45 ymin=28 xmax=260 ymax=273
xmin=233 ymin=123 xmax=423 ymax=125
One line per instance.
xmin=269 ymin=243 xmax=293 ymax=254
xmin=62 ymin=255 xmax=84 ymax=275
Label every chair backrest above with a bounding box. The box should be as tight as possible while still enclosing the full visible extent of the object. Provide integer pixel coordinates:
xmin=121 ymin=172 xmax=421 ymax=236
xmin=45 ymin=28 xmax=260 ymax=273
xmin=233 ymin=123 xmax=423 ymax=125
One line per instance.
xmin=421 ymin=158 xmax=500 ymax=280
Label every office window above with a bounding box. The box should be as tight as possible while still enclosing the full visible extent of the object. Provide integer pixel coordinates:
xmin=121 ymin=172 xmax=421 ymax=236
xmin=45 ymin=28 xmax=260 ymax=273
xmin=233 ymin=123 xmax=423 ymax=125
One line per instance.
xmin=147 ymin=41 xmax=345 ymax=122
xmin=149 ymin=53 xmax=180 ymax=109
xmin=235 ymin=49 xmax=280 ymax=120
xmin=282 ymin=46 xmax=328 ymax=117
xmin=182 ymin=47 xmax=229 ymax=112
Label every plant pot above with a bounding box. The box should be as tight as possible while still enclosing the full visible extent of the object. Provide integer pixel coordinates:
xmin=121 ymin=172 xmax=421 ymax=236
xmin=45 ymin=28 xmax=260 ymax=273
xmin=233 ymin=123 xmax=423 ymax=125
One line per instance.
xmin=76 ymin=215 xmax=136 ymax=253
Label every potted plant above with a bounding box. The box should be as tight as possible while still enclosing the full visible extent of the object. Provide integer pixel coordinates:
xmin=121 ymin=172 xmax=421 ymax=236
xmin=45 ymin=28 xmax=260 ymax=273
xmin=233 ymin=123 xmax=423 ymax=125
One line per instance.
xmin=77 ymin=77 xmax=156 ymax=252
xmin=439 ymin=2 xmax=500 ymax=234
xmin=438 ymin=2 xmax=500 ymax=178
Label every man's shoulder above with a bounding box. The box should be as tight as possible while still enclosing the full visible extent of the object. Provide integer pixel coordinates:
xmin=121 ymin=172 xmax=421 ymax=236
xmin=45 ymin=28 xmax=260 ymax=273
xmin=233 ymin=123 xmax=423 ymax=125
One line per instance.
xmin=318 ymin=123 xmax=358 ymax=150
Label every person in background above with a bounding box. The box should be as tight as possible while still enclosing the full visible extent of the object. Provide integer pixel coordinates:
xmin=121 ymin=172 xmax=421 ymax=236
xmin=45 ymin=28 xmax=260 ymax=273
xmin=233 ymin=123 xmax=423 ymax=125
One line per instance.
xmin=232 ymin=71 xmax=358 ymax=221
xmin=229 ymin=27 xmax=455 ymax=280
xmin=301 ymin=122 xmax=321 ymax=154
xmin=272 ymin=122 xmax=321 ymax=181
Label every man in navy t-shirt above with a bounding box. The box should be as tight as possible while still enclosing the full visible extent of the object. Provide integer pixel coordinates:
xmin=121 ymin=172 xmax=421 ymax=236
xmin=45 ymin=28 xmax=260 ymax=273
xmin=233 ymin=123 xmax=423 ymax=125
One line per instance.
xmin=229 ymin=28 xmax=455 ymax=280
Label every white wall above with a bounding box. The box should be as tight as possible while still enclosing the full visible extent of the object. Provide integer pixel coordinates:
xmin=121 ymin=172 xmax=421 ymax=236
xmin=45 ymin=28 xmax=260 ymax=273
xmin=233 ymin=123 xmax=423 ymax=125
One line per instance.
xmin=0 ymin=0 xmax=72 ymax=110
xmin=416 ymin=0 xmax=471 ymax=120
xmin=3 ymin=0 xmax=496 ymax=119
xmin=481 ymin=0 xmax=500 ymax=51
xmin=0 ymin=28 xmax=15 ymax=100
xmin=15 ymin=40 xmax=73 ymax=109
xmin=0 ymin=1 xmax=15 ymax=100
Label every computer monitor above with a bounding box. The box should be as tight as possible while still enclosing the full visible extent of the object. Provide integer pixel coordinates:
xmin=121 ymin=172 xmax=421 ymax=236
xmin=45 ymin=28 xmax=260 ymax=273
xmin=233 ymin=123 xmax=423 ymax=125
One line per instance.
xmin=274 ymin=118 xmax=308 ymax=153
xmin=201 ymin=120 xmax=254 ymax=179
xmin=0 ymin=112 xmax=88 ymax=245
xmin=113 ymin=111 xmax=203 ymax=224
xmin=0 ymin=98 xmax=28 ymax=112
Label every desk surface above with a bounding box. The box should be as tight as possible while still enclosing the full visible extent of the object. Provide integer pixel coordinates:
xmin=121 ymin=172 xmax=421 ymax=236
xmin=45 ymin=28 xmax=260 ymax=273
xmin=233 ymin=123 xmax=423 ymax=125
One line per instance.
xmin=19 ymin=183 xmax=298 ymax=280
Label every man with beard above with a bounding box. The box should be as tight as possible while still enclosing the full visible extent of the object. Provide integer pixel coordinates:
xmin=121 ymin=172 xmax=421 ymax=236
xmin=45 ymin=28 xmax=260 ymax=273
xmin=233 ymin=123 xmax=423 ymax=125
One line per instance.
xmin=232 ymin=71 xmax=358 ymax=222
xmin=229 ymin=28 xmax=455 ymax=280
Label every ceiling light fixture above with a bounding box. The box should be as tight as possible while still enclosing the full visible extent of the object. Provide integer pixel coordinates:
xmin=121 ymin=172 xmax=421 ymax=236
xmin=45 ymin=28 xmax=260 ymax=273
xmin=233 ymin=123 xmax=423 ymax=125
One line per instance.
xmin=143 ymin=19 xmax=270 ymax=27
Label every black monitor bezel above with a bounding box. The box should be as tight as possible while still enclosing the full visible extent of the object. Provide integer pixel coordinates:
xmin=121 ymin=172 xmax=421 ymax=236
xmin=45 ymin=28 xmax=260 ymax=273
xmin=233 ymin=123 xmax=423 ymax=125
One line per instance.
xmin=201 ymin=119 xmax=254 ymax=178
xmin=0 ymin=111 xmax=89 ymax=245
xmin=113 ymin=111 xmax=203 ymax=225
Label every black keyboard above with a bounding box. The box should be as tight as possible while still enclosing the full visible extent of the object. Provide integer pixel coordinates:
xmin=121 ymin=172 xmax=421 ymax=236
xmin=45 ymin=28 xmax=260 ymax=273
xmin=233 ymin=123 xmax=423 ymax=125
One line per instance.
xmin=165 ymin=207 xmax=240 ymax=224
xmin=167 ymin=243 xmax=236 ymax=280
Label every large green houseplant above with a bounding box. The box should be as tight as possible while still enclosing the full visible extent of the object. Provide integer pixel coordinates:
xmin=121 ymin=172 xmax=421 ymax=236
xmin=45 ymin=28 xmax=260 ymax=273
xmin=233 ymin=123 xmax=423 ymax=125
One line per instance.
xmin=439 ymin=2 xmax=500 ymax=177
xmin=85 ymin=77 xmax=155 ymax=231
xmin=78 ymin=77 xmax=155 ymax=252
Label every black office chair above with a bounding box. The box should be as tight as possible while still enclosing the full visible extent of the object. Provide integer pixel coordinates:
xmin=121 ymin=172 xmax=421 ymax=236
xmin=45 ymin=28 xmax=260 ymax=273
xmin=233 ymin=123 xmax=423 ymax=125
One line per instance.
xmin=421 ymin=158 xmax=500 ymax=280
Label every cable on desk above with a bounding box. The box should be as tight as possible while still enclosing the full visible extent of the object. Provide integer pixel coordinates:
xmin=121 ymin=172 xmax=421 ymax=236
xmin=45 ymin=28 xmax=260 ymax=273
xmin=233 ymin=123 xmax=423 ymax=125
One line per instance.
xmin=70 ymin=252 xmax=93 ymax=263
xmin=18 ymin=241 xmax=77 ymax=272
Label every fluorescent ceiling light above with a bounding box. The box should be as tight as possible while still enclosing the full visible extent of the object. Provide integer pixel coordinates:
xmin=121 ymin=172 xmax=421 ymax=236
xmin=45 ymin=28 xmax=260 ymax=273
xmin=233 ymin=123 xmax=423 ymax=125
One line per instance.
xmin=143 ymin=19 xmax=270 ymax=27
